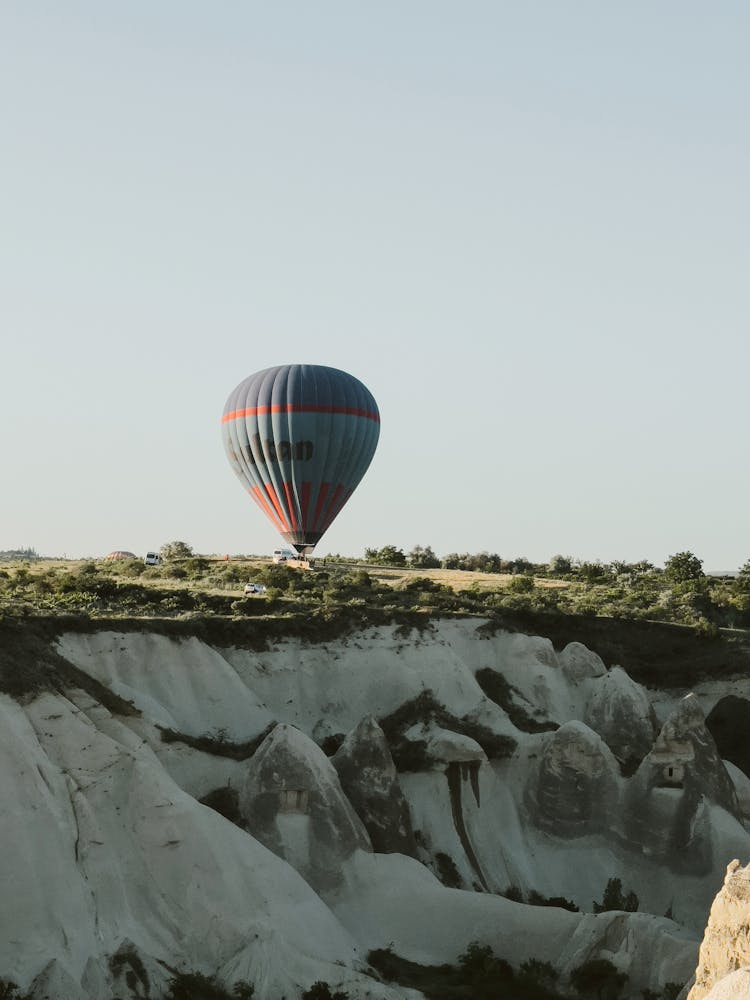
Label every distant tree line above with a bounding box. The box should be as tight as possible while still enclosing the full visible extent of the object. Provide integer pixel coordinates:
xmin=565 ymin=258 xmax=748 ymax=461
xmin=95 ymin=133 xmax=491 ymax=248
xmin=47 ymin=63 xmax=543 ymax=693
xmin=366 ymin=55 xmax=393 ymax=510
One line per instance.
xmin=0 ymin=548 xmax=39 ymax=562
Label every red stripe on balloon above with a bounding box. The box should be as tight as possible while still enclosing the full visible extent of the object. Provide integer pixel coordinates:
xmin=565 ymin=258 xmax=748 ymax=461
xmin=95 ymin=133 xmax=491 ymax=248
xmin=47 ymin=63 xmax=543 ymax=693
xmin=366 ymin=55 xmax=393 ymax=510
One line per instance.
xmin=282 ymin=481 xmax=299 ymax=532
xmin=222 ymin=404 xmax=380 ymax=424
xmin=250 ymin=485 xmax=284 ymax=532
xmin=264 ymin=483 xmax=290 ymax=531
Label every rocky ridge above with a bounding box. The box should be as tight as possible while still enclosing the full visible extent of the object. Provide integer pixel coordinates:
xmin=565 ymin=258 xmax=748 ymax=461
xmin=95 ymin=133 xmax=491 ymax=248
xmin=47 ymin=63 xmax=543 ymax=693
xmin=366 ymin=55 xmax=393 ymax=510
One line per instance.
xmin=2 ymin=618 xmax=749 ymax=998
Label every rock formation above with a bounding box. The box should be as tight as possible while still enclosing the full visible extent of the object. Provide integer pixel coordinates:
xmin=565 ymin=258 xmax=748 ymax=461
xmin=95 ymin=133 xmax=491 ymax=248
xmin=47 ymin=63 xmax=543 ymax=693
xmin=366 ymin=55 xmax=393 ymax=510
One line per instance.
xmin=6 ymin=618 xmax=750 ymax=997
xmin=688 ymin=860 xmax=750 ymax=1000
xmin=559 ymin=641 xmax=607 ymax=681
xmin=528 ymin=720 xmax=620 ymax=836
xmin=584 ymin=666 xmax=656 ymax=771
xmin=238 ymin=723 xmax=372 ymax=891
xmin=332 ymin=715 xmax=417 ymax=856
xmin=626 ymin=695 xmax=741 ymax=872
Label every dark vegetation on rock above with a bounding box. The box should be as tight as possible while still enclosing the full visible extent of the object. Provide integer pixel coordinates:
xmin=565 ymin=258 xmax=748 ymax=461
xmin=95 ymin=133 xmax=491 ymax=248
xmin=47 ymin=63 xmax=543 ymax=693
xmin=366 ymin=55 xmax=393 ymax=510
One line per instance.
xmin=199 ymin=786 xmax=243 ymax=826
xmin=164 ymin=972 xmax=254 ymax=999
xmin=0 ymin=616 xmax=140 ymax=712
xmin=158 ymin=722 xmax=276 ymax=760
xmin=502 ymin=887 xmax=579 ymax=911
xmin=301 ymin=984 xmax=348 ymax=1000
xmin=475 ymin=667 xmax=558 ymax=732
xmin=435 ymin=850 xmax=463 ymax=888
xmin=109 ymin=944 xmax=150 ymax=995
xmin=367 ymin=942 xmax=645 ymax=1000
xmin=377 ymin=690 xmax=517 ymax=771
xmin=0 ymin=982 xmax=32 ymax=1000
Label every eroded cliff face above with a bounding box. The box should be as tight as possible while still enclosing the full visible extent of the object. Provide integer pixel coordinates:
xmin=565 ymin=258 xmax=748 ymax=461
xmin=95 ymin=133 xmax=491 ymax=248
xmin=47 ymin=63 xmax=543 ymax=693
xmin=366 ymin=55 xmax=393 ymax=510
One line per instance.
xmin=1 ymin=618 xmax=748 ymax=999
xmin=688 ymin=861 xmax=750 ymax=1000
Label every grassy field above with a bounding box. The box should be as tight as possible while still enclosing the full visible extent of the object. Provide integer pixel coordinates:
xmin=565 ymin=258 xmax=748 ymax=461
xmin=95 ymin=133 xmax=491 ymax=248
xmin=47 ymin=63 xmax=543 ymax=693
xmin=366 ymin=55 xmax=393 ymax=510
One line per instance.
xmin=0 ymin=556 xmax=567 ymax=596
xmin=1 ymin=553 xmax=748 ymax=646
xmin=359 ymin=564 xmax=569 ymax=591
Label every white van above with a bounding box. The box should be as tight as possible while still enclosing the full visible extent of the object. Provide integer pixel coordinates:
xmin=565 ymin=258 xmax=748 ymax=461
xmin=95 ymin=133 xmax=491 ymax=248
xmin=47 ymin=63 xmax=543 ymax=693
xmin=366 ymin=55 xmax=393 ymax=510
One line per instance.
xmin=144 ymin=551 xmax=161 ymax=566
xmin=272 ymin=548 xmax=295 ymax=563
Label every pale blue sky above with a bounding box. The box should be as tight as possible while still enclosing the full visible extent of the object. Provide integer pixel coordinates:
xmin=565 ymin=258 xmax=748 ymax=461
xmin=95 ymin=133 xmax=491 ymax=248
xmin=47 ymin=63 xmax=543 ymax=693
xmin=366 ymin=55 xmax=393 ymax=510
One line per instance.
xmin=2 ymin=2 xmax=748 ymax=567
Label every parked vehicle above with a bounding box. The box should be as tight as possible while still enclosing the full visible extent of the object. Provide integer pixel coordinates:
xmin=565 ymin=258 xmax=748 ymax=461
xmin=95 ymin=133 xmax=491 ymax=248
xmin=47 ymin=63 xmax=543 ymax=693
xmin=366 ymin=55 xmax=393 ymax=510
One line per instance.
xmin=272 ymin=548 xmax=295 ymax=563
xmin=244 ymin=582 xmax=267 ymax=595
xmin=144 ymin=551 xmax=161 ymax=566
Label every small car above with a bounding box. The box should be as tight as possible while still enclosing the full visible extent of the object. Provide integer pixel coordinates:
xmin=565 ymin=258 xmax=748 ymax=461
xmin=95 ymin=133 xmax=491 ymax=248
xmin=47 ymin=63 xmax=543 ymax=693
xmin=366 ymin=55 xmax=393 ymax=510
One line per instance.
xmin=243 ymin=582 xmax=267 ymax=595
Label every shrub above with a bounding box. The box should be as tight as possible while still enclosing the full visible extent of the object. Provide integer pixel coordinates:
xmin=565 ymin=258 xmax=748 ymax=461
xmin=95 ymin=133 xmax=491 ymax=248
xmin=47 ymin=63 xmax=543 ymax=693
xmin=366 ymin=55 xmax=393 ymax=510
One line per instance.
xmin=164 ymin=972 xmax=254 ymax=1000
xmin=570 ymin=959 xmax=627 ymax=1000
xmin=301 ymin=983 xmax=348 ymax=1000
xmin=519 ymin=959 xmax=558 ymax=988
xmin=528 ymin=890 xmax=579 ymax=912
xmin=435 ymin=851 xmax=462 ymax=888
xmin=0 ymin=982 xmax=32 ymax=1000
xmin=199 ymin=786 xmax=243 ymax=826
xmin=693 ymin=617 xmax=720 ymax=639
xmin=458 ymin=942 xmax=514 ymax=996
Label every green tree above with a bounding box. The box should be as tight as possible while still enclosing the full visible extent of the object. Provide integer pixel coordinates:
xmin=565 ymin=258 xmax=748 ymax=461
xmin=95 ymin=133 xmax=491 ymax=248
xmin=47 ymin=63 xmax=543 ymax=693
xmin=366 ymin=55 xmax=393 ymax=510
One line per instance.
xmin=664 ymin=551 xmax=704 ymax=583
xmin=593 ymin=877 xmax=638 ymax=913
xmin=160 ymin=540 xmax=195 ymax=562
xmin=576 ymin=561 xmax=611 ymax=584
xmin=734 ymin=560 xmax=750 ymax=596
xmin=508 ymin=556 xmax=534 ymax=574
xmin=549 ymin=554 xmax=573 ymax=575
xmin=365 ymin=545 xmax=406 ymax=566
xmin=408 ymin=544 xmax=441 ymax=569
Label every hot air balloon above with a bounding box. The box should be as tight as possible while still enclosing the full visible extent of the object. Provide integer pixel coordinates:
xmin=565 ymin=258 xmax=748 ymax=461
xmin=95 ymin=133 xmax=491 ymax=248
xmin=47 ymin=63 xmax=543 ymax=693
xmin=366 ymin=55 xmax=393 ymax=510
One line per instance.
xmin=221 ymin=365 xmax=380 ymax=554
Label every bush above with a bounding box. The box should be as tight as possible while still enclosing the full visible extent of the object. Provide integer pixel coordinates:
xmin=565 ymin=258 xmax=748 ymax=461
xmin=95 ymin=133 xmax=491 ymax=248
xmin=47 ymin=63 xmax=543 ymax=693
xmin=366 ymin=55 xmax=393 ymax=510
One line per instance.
xmin=369 ymin=944 xmax=566 ymax=1000
xmin=570 ymin=959 xmax=627 ymax=1000
xmin=164 ymin=972 xmax=254 ymax=1000
xmin=301 ymin=984 xmax=348 ymax=1000
xmin=435 ymin=852 xmax=462 ymax=888
xmin=528 ymin=890 xmax=579 ymax=912
xmin=199 ymin=786 xmax=243 ymax=826
xmin=458 ymin=942 xmax=514 ymax=997
xmin=0 ymin=982 xmax=32 ymax=1000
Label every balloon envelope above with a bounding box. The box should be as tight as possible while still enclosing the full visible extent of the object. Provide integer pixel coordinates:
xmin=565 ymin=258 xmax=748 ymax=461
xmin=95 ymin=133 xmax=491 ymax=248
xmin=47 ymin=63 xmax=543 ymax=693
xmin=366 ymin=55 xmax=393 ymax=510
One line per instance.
xmin=221 ymin=364 xmax=380 ymax=552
